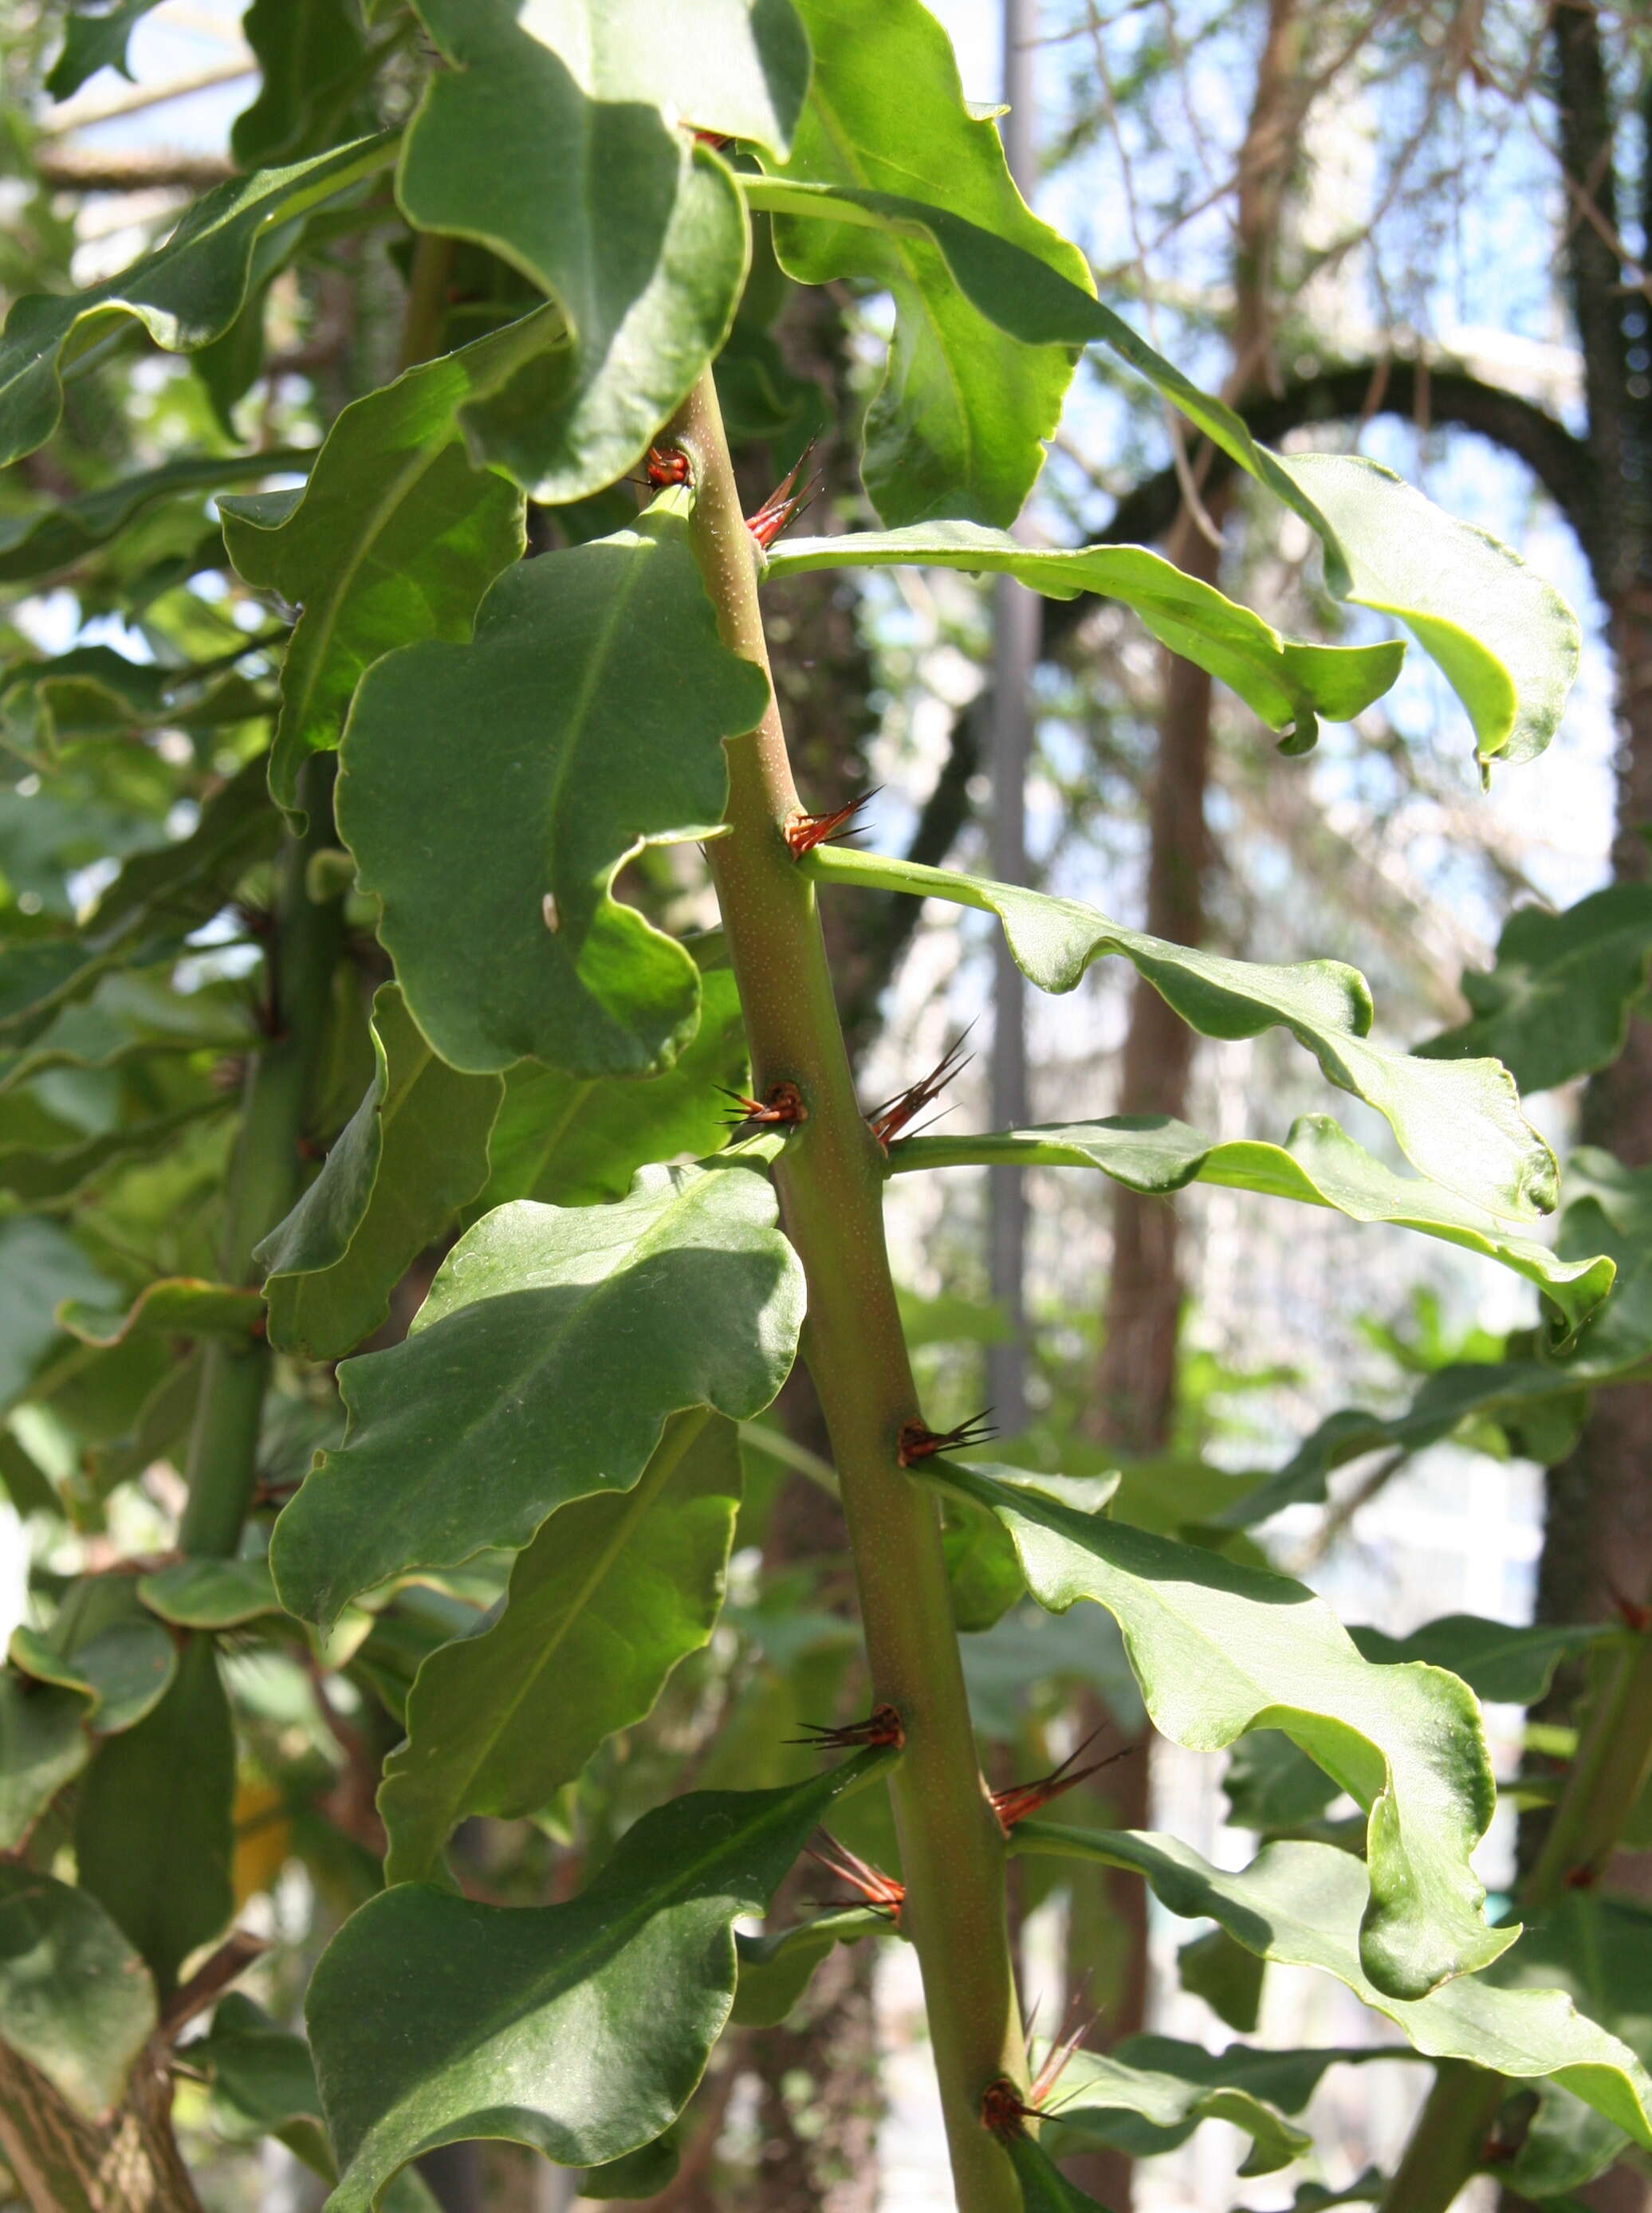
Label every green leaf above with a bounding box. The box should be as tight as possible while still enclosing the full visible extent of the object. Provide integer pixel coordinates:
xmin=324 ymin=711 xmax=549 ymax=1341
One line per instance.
xmin=764 ymin=0 xmax=1088 ymax=525
xmin=934 ymin=1461 xmax=1504 ymax=2000
xmin=0 ymin=1669 xmax=92 ymax=1848
xmin=220 ymin=319 xmax=541 ymax=813
xmin=10 ymin=1595 xmax=176 ymax=1734
xmin=1175 ymin=1926 xmax=1264 ymax=2033
xmin=308 ymin=1751 xmax=893 ymax=2207
xmin=475 ymin=960 xmax=749 ymax=1212
xmin=0 ymin=136 xmax=396 ymax=467
xmin=336 ymin=502 xmax=767 ymax=1076
xmin=1237 ymin=2173 xmax=1386 ymax=2212
xmin=56 ymin=1279 xmax=263 ymax=1350
xmin=1017 ymin=1824 xmax=1652 ymax=2153
xmin=1041 ymin=2041 xmax=1312 ymax=2176
xmin=380 ymin=1409 xmax=740 ymax=1883
xmin=891 ymin=1112 xmax=1608 ymax=1341
xmin=0 ymin=1868 xmax=156 ymax=2119
xmin=1419 ymin=886 xmax=1652 ymax=1096
xmin=731 ymin=1907 xmax=891 ymax=2028
xmin=0 ymin=1098 xmax=228 ymax=1207
xmin=1222 ymin=1730 xmax=1345 ymax=1836
xmin=0 ymin=754 xmax=279 ymax=1050
xmin=73 ymin=1636 xmax=234 ymax=1995
xmin=580 ymin=2126 xmax=682 ymax=2199
xmin=45 ymin=0 xmax=166 ymax=98
xmin=1221 ymin=1361 xmax=1595 ymax=1531
xmin=766 ymin=523 xmax=1403 ymax=746
xmin=138 ymin=1557 xmax=281 ymax=1630
xmin=0 ymin=449 xmax=310 ymax=588
xmin=1270 ymin=451 xmax=1581 ymax=769
xmin=185 ymin=1996 xmax=443 ymax=2211
xmin=232 ymin=0 xmax=370 ymax=167
xmin=813 ymin=848 xmax=1556 ymax=1221
xmin=0 ymin=1218 xmax=115 ymax=1409
xmin=256 ymin=984 xmax=503 ymax=1361
xmin=1349 ymin=1616 xmax=1612 ymax=1708
xmin=397 ymin=0 xmax=787 ymax=501
xmin=272 ymin=1156 xmax=804 ymax=1625
xmin=1003 ymin=2134 xmax=1113 ymax=2211
xmin=1544 ymin=1148 xmax=1652 ymax=1382
xmin=746 ymin=176 xmax=1579 ymax=761
xmin=1493 ymin=1891 xmax=1652 ymax=2198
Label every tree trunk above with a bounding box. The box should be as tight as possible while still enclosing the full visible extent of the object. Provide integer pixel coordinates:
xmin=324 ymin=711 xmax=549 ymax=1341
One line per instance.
xmin=0 ymin=2042 xmax=203 ymax=2213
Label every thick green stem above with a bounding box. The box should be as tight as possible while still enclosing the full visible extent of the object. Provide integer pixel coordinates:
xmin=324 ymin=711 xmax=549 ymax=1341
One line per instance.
xmin=666 ymin=371 xmax=1026 ymax=2213
xmin=1379 ymin=1614 xmax=1652 ymax=2211
xmin=179 ymin=756 xmax=343 ymax=1558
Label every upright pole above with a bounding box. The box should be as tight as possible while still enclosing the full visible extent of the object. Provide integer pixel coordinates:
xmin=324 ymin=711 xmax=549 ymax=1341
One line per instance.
xmin=986 ymin=0 xmax=1037 ymax=1436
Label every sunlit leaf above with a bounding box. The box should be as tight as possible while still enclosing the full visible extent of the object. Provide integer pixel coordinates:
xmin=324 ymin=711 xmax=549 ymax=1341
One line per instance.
xmin=764 ymin=0 xmax=1088 ymax=525
xmin=380 ymin=1411 xmax=740 ymax=1883
xmin=934 ymin=1461 xmax=1504 ymax=1999
xmin=812 ymin=847 xmax=1556 ymax=1220
xmin=891 ymin=1112 xmax=1609 ymax=1340
xmin=138 ymin=1558 xmax=281 ymax=1631
xmin=56 ymin=1278 xmax=263 ymax=1350
xmin=766 ymin=523 xmax=1402 ymax=747
xmin=272 ymin=1158 xmax=804 ymax=1625
xmin=748 ymin=176 xmax=1579 ymax=760
xmin=1013 ymin=1825 xmax=1652 ymax=2155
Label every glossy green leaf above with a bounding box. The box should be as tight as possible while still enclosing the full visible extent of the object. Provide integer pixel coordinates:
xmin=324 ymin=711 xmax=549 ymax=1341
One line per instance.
xmin=1419 ymin=886 xmax=1652 ymax=1096
xmin=934 ymin=1461 xmax=1504 ymax=1999
xmin=56 ymin=1278 xmax=263 ymax=1350
xmin=764 ymin=0 xmax=1088 ymax=525
xmin=273 ymin=1156 xmax=804 ymax=1625
xmin=398 ymin=0 xmax=789 ymax=500
xmin=220 ymin=320 xmax=542 ymax=812
xmin=45 ymin=1 xmax=165 ymax=96
xmin=0 ymin=1669 xmax=91 ymax=1848
xmin=138 ymin=1557 xmax=281 ymax=1630
xmin=892 ymin=1112 xmax=1608 ymax=1341
xmin=476 ymin=961 xmax=749 ymax=1212
xmin=0 ymin=136 xmax=396 ymax=466
xmin=73 ymin=1636 xmax=234 ymax=1995
xmin=1014 ymin=1825 xmax=1652 ymax=2155
xmin=1224 ymin=1358 xmax=1594 ymax=1530
xmin=767 ymin=523 xmax=1403 ymax=745
xmin=380 ymin=1410 xmax=740 ymax=1883
xmin=0 ymin=1868 xmax=156 ymax=2119
xmin=337 ymin=502 xmax=766 ymax=1076
xmin=256 ymin=984 xmax=503 ymax=1362
xmin=731 ymin=1906 xmax=890 ymax=2028
xmin=10 ymin=1602 xmax=176 ymax=1735
xmin=748 ymin=176 xmax=1579 ymax=760
xmin=813 ymin=847 xmax=1555 ymax=1220
xmin=1270 ymin=451 xmax=1581 ymax=769
xmin=1041 ymin=2041 xmax=1312 ymax=2176
xmin=308 ymin=1751 xmax=892 ymax=2207
xmin=233 ymin=0 xmax=369 ymax=167
xmin=0 ymin=449 xmax=309 ymax=587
